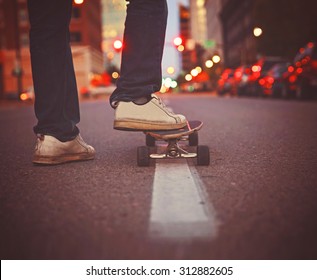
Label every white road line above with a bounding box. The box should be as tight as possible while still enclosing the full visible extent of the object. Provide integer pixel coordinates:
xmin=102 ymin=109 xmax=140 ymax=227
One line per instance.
xmin=149 ymin=161 xmax=218 ymax=240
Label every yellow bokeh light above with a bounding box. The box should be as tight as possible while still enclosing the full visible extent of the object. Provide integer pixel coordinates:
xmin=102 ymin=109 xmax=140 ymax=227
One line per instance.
xmin=74 ymin=0 xmax=84 ymax=4
xmin=190 ymin=69 xmax=199 ymax=77
xmin=253 ymin=27 xmax=263 ymax=37
xmin=167 ymin=66 xmax=175 ymax=74
xmin=205 ymin=60 xmax=213 ymax=68
xmin=195 ymin=66 xmax=202 ymax=73
xmin=20 ymin=93 xmax=28 ymax=101
xmin=212 ymin=54 xmax=221 ymax=63
xmin=177 ymin=45 xmax=185 ymax=52
xmin=112 ymin=72 xmax=119 ymax=79
xmin=185 ymin=74 xmax=192 ymax=81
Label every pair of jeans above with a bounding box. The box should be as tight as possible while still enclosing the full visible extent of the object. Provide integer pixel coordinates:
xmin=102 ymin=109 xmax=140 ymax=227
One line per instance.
xmin=28 ymin=0 xmax=168 ymax=141
xmin=109 ymin=0 xmax=168 ymax=107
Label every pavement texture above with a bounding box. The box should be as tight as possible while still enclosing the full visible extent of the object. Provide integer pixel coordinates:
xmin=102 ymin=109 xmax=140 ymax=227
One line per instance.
xmin=1 ymin=94 xmax=317 ymax=259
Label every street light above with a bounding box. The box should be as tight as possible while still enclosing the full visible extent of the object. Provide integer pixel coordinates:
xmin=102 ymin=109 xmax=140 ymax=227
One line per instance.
xmin=173 ymin=36 xmax=185 ymax=52
xmin=253 ymin=27 xmax=263 ymax=37
xmin=195 ymin=66 xmax=202 ymax=73
xmin=167 ymin=66 xmax=175 ymax=75
xmin=185 ymin=74 xmax=192 ymax=81
xmin=113 ymin=39 xmax=123 ymax=52
xmin=205 ymin=60 xmax=213 ymax=68
xmin=173 ymin=37 xmax=183 ymax=47
xmin=212 ymin=54 xmax=221 ymax=63
xmin=190 ymin=69 xmax=199 ymax=77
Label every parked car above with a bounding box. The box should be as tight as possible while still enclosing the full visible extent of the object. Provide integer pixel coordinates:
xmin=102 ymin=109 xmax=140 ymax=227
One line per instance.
xmin=217 ymin=68 xmax=234 ymax=95
xmin=257 ymin=62 xmax=290 ymax=97
xmin=245 ymin=57 xmax=288 ymax=96
xmin=282 ymin=41 xmax=317 ymax=99
xmin=233 ymin=65 xmax=252 ymax=96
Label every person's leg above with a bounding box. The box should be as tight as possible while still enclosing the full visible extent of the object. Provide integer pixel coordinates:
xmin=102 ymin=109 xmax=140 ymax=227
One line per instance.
xmin=110 ymin=0 xmax=168 ymax=106
xmin=111 ymin=0 xmax=187 ymax=130
xmin=28 ymin=0 xmax=79 ymax=142
xmin=28 ymin=0 xmax=95 ymax=165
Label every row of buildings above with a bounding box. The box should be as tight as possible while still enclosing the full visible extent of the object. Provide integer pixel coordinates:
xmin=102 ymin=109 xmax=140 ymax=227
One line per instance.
xmin=0 ymin=0 xmax=104 ymax=99
xmin=186 ymin=0 xmax=258 ymax=71
xmin=184 ymin=0 xmax=317 ymax=72
xmin=1 ymin=0 xmax=304 ymax=98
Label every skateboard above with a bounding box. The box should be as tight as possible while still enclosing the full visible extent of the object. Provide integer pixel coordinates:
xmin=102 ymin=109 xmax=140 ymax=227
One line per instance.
xmin=137 ymin=120 xmax=210 ymax=166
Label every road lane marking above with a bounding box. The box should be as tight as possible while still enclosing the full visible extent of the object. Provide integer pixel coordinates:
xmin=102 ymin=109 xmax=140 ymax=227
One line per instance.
xmin=149 ymin=161 xmax=218 ymax=240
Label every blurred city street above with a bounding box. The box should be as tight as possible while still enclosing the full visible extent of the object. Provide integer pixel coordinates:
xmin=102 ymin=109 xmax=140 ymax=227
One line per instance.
xmin=1 ymin=93 xmax=317 ymax=259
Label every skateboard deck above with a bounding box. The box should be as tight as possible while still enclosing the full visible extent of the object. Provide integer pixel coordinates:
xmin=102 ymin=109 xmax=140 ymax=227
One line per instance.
xmin=137 ymin=120 xmax=210 ymax=166
xmin=146 ymin=120 xmax=203 ymax=140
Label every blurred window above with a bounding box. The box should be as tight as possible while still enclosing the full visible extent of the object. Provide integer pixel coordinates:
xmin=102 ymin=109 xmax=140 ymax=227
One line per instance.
xmin=20 ymin=32 xmax=29 ymax=47
xmin=19 ymin=8 xmax=28 ymax=26
xmin=72 ymin=7 xmax=81 ymax=19
xmin=70 ymin=32 xmax=82 ymax=43
xmin=0 ymin=10 xmax=4 ymax=28
xmin=0 ymin=35 xmax=5 ymax=49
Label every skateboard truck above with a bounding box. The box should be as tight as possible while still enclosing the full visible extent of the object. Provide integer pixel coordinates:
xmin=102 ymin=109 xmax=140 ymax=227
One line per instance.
xmin=149 ymin=139 xmax=197 ymax=159
xmin=137 ymin=121 xmax=210 ymax=166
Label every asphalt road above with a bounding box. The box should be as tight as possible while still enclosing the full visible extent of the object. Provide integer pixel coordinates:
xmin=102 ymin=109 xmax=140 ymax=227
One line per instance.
xmin=1 ymin=94 xmax=317 ymax=260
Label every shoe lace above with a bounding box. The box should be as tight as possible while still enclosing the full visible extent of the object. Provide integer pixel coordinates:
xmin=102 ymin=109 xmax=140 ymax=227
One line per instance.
xmin=155 ymin=96 xmax=173 ymax=113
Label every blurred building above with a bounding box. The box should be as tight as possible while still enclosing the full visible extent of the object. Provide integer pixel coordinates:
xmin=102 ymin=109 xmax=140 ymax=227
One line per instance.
xmin=204 ymin=0 xmax=224 ymax=60
xmin=71 ymin=0 xmax=103 ymax=91
xmin=189 ymin=0 xmax=207 ymax=46
xmin=0 ymin=0 xmax=30 ymax=99
xmin=0 ymin=0 xmax=103 ymax=99
xmin=101 ymin=0 xmax=126 ymax=69
xmin=219 ymin=0 xmax=256 ymax=68
xmin=179 ymin=4 xmax=193 ymax=72
xmin=186 ymin=0 xmax=224 ymax=71
xmin=189 ymin=0 xmax=209 ymax=69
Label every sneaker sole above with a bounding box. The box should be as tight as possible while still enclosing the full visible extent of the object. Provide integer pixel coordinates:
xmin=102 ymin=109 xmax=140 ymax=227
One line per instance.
xmin=114 ymin=120 xmax=187 ymax=131
xmin=33 ymin=153 xmax=95 ymax=165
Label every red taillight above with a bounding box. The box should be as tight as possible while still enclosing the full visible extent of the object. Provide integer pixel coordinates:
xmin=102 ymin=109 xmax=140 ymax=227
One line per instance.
xmin=268 ymin=77 xmax=274 ymax=84
xmin=218 ymin=79 xmax=224 ymax=86
xmin=288 ymin=66 xmax=294 ymax=72
xmin=296 ymin=67 xmax=303 ymax=74
xmin=289 ymin=75 xmax=297 ymax=83
xmin=235 ymin=71 xmax=242 ymax=78
xmin=307 ymin=42 xmax=314 ymax=48
xmin=259 ymin=78 xmax=265 ymax=86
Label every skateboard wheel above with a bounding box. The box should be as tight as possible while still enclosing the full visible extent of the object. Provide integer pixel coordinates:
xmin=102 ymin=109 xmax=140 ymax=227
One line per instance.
xmin=137 ymin=146 xmax=150 ymax=166
xmin=189 ymin=131 xmax=199 ymax=146
xmin=197 ymin=145 xmax=210 ymax=166
xmin=146 ymin=134 xmax=156 ymax=147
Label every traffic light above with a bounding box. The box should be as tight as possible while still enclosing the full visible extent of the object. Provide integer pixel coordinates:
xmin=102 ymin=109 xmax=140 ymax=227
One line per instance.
xmin=173 ymin=37 xmax=183 ymax=47
xmin=113 ymin=39 xmax=123 ymax=52
xmin=173 ymin=37 xmax=185 ymax=52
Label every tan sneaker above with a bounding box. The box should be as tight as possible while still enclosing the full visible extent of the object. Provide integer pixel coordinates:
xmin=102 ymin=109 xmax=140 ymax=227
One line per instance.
xmin=114 ymin=94 xmax=187 ymax=130
xmin=33 ymin=134 xmax=95 ymax=165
